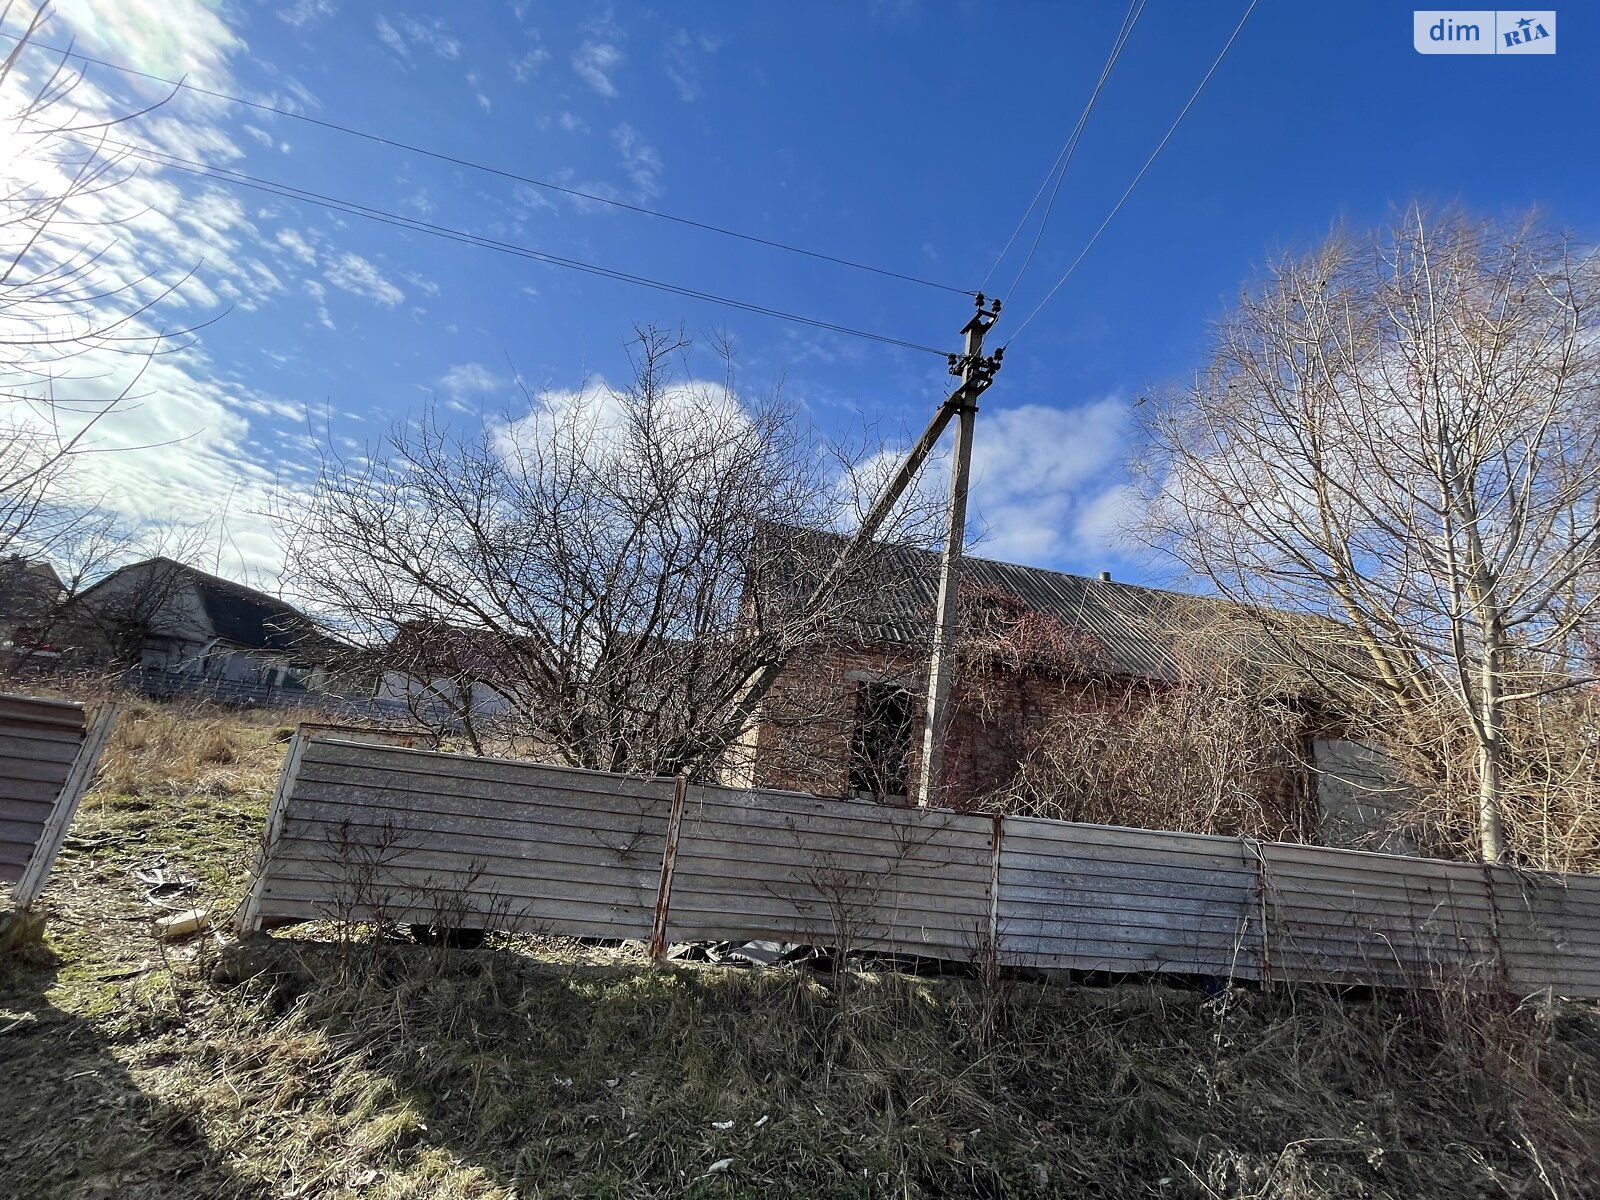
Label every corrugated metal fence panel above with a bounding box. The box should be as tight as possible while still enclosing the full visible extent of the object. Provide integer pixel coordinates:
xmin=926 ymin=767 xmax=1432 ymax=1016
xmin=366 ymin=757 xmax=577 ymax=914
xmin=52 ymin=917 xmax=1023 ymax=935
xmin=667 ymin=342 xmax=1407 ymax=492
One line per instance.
xmin=250 ymin=739 xmax=673 ymax=938
xmin=243 ymin=739 xmax=1600 ymax=997
xmin=0 ymin=694 xmax=87 ymax=892
xmin=1491 ymin=871 xmax=1600 ymax=998
xmin=1260 ymin=843 xmax=1502 ymax=987
xmin=999 ymin=817 xmax=1261 ymax=977
xmin=666 ymin=786 xmax=993 ymax=957
xmin=1260 ymin=844 xmax=1600 ymax=997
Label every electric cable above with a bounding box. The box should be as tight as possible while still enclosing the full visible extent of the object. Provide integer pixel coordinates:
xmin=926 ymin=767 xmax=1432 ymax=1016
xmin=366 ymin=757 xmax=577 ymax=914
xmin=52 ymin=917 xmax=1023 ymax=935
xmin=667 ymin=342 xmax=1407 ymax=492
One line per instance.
xmin=1 ymin=29 xmax=978 ymax=298
xmin=62 ymin=131 xmax=954 ymax=357
xmin=981 ymin=0 xmax=1147 ymax=299
xmin=1005 ymin=0 xmax=1260 ymax=348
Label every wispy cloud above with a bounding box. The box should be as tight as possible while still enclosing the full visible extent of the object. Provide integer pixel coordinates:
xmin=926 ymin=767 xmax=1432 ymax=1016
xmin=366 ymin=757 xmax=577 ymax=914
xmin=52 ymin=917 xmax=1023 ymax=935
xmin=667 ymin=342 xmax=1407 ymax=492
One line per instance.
xmin=512 ymin=44 xmax=551 ymax=82
xmin=324 ymin=252 xmax=405 ymax=307
xmin=611 ymin=123 xmax=662 ymax=200
xmin=573 ymin=40 xmax=623 ymax=97
xmin=662 ymin=29 xmax=720 ymax=101
xmin=399 ymin=14 xmax=461 ymax=59
xmin=402 ymin=270 xmax=441 ymax=298
xmin=466 ymin=70 xmax=492 ymax=112
xmin=375 ymin=14 xmax=407 ymax=57
xmin=275 ymin=228 xmax=318 ymax=266
xmin=440 ymin=362 xmax=502 ymax=398
xmin=278 ymin=0 xmax=335 ymax=30
xmin=376 ymin=13 xmax=461 ymax=61
xmin=304 ymin=280 xmax=335 ymax=330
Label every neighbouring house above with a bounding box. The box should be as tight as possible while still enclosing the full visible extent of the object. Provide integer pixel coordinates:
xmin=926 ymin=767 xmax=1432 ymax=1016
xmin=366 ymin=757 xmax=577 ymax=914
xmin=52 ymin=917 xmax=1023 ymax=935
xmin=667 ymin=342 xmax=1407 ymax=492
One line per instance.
xmin=723 ymin=526 xmax=1414 ymax=852
xmin=373 ymin=620 xmax=518 ymax=726
xmin=69 ymin=558 xmax=342 ymax=695
xmin=0 ymin=555 xmax=64 ymax=662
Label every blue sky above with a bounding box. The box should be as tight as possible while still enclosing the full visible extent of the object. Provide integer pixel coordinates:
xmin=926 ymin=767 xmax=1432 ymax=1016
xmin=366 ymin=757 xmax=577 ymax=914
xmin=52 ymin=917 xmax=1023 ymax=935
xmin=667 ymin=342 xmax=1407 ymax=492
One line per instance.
xmin=12 ymin=1 xmax=1599 ymax=586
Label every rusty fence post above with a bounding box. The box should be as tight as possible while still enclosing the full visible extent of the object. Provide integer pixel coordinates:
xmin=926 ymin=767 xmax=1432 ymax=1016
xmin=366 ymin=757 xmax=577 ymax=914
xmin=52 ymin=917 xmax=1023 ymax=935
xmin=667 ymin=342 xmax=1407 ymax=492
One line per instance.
xmin=648 ymin=773 xmax=688 ymax=959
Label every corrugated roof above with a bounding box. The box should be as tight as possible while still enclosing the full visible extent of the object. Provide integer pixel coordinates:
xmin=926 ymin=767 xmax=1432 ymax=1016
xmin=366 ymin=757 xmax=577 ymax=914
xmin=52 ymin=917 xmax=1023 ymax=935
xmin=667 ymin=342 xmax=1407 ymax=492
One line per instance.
xmin=760 ymin=525 xmax=1272 ymax=683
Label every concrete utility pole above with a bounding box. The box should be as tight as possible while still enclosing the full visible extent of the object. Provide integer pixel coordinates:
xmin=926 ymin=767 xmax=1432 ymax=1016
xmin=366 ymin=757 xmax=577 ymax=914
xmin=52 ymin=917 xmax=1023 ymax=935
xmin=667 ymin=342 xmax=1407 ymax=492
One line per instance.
xmin=692 ymin=296 xmax=1002 ymax=778
xmin=915 ymin=297 xmax=1001 ymax=806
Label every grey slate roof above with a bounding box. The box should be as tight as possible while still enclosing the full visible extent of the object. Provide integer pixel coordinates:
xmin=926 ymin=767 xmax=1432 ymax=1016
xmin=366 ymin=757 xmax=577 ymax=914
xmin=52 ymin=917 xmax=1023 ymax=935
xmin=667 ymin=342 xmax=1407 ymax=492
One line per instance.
xmin=87 ymin=558 xmax=339 ymax=657
xmin=762 ymin=525 xmax=1272 ymax=683
xmin=186 ymin=565 xmax=326 ymax=654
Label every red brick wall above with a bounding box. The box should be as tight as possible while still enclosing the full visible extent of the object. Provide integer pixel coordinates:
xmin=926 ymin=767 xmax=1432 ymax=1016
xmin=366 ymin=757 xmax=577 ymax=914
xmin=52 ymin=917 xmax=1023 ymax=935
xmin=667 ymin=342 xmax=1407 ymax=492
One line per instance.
xmin=747 ymin=645 xmax=1315 ymax=830
xmin=747 ymin=645 xmax=1148 ymax=810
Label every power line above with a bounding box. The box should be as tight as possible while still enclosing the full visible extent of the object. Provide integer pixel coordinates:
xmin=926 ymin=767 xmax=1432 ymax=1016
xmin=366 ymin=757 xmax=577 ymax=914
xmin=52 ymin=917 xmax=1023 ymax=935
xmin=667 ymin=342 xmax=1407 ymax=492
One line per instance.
xmin=67 ymin=131 xmax=953 ymax=358
xmin=1 ymin=30 xmax=978 ymax=299
xmin=1006 ymin=0 xmax=1260 ymax=349
xmin=981 ymin=0 xmax=1147 ymax=298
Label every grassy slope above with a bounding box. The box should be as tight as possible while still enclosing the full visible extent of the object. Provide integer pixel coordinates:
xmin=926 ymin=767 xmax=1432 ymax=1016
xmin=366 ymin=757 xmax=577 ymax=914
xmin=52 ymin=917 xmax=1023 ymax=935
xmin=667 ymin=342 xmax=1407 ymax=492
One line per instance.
xmin=1 ymin=701 xmax=1598 ymax=1199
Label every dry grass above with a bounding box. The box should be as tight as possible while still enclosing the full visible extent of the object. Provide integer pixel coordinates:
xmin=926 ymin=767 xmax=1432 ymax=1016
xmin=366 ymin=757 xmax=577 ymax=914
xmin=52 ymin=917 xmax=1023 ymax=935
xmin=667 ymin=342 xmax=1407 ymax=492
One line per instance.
xmin=2 ymin=700 xmax=1599 ymax=1199
xmin=91 ymin=698 xmax=292 ymax=800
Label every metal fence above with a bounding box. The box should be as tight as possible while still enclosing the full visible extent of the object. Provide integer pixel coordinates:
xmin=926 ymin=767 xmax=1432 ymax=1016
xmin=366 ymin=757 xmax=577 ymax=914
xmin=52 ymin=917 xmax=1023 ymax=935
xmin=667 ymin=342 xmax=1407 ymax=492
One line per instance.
xmin=0 ymin=693 xmax=118 ymax=911
xmin=128 ymin=667 xmax=462 ymax=724
xmin=240 ymin=735 xmax=1600 ymax=997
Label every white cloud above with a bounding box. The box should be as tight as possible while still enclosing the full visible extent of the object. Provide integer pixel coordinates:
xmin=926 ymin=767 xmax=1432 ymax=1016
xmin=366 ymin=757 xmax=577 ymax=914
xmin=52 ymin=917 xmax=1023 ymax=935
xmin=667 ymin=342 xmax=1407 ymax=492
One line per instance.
xmin=496 ymin=378 xmax=751 ymax=483
xmin=1073 ymin=482 xmax=1140 ymax=557
xmin=399 ymin=14 xmax=460 ymax=60
xmin=278 ymin=0 xmax=335 ymax=30
xmin=512 ymin=44 xmax=551 ymax=82
xmin=324 ymin=252 xmax=404 ymax=307
xmin=50 ymin=0 xmax=242 ymax=92
xmin=466 ymin=70 xmax=492 ymax=112
xmin=376 ymin=13 xmax=462 ymax=62
xmin=966 ymin=398 xmax=1129 ymax=564
xmin=440 ymin=362 xmax=501 ymax=400
xmin=275 ymin=228 xmax=317 ymax=266
xmin=611 ymin=123 xmax=662 ymax=200
xmin=511 ymin=181 xmax=557 ymax=215
xmin=0 ymin=1 xmax=430 ymax=582
xmin=402 ymin=270 xmax=440 ymax=297
xmin=304 ymin=279 xmax=335 ymax=330
xmin=841 ymin=397 xmax=1132 ymax=569
xmin=573 ymin=41 xmax=623 ymax=97
xmin=400 ymin=189 xmax=436 ymax=217
xmin=662 ymin=28 xmax=714 ymax=102
xmin=375 ymin=14 xmax=408 ymax=57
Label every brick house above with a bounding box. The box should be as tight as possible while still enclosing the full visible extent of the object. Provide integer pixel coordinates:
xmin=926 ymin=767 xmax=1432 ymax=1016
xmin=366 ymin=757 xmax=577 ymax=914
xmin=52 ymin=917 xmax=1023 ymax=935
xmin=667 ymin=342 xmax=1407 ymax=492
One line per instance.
xmin=723 ymin=528 xmax=1407 ymax=850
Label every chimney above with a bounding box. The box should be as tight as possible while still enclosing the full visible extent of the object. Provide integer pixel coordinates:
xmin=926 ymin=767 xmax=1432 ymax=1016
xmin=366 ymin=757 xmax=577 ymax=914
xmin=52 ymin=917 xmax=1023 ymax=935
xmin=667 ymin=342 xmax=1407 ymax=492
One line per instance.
xmin=1098 ymin=570 xmax=1112 ymax=582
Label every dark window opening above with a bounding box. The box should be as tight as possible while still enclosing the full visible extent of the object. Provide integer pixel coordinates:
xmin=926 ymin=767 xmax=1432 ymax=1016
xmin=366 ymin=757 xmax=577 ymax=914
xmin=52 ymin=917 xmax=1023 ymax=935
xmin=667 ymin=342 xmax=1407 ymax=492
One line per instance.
xmin=850 ymin=681 xmax=913 ymax=797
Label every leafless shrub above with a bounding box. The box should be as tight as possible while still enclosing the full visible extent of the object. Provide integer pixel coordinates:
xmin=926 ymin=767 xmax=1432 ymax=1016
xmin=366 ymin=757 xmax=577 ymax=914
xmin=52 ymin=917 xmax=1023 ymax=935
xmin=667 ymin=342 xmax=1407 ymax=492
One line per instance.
xmin=276 ymin=326 xmax=940 ymax=781
xmin=981 ymin=663 xmax=1310 ymax=841
xmin=1342 ymin=686 xmax=1600 ymax=871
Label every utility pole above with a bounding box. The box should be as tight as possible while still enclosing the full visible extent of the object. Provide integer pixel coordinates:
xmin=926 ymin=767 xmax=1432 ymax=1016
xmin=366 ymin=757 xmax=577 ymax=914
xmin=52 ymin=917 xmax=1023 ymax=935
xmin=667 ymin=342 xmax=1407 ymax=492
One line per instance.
xmin=689 ymin=296 xmax=1002 ymax=778
xmin=915 ymin=296 xmax=1002 ymax=806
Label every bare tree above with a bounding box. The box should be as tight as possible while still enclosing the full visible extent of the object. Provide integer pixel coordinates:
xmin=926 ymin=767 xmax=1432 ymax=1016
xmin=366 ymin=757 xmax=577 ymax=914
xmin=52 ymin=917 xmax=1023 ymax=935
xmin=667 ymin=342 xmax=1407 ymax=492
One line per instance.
xmin=277 ymin=327 xmax=935 ymax=779
xmin=0 ymin=4 xmax=203 ymax=560
xmin=1135 ymin=208 xmax=1600 ymax=863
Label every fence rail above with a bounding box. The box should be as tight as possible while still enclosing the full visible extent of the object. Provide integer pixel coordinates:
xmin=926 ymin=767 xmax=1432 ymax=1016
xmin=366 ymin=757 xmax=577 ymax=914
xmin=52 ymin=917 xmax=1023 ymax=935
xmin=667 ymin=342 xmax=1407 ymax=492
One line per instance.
xmin=241 ymin=735 xmax=1600 ymax=997
xmin=128 ymin=667 xmax=466 ymax=725
xmin=0 ymin=693 xmax=118 ymax=911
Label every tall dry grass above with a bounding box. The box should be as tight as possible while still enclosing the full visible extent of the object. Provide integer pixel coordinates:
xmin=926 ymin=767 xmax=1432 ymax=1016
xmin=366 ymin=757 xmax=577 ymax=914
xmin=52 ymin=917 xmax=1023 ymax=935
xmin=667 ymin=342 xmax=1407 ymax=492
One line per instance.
xmin=90 ymin=700 xmax=291 ymax=801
